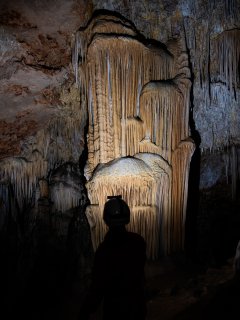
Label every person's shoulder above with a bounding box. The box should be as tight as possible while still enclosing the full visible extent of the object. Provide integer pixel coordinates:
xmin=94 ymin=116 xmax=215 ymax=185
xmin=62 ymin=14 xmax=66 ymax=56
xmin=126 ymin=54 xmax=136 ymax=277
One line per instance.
xmin=127 ymin=231 xmax=144 ymax=239
xmin=127 ymin=231 xmax=146 ymax=244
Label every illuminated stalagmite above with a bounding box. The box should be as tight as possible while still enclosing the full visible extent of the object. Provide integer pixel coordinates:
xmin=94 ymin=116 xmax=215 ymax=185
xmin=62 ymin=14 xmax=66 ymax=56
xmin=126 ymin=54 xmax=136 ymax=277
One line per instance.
xmin=73 ymin=13 xmax=195 ymax=258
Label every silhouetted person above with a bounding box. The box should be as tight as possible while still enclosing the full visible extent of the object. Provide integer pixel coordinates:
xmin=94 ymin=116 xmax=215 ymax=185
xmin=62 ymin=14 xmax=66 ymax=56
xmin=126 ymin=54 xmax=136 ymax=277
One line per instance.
xmin=80 ymin=195 xmax=147 ymax=320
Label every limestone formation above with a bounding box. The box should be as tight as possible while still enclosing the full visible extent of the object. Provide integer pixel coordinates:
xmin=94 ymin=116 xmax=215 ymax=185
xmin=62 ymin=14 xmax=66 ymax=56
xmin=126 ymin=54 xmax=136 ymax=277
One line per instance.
xmin=73 ymin=13 xmax=195 ymax=258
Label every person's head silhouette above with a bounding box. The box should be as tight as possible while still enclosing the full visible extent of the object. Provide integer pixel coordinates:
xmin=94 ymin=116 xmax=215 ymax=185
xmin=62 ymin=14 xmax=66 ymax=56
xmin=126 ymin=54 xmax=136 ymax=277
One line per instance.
xmin=80 ymin=196 xmax=147 ymax=320
xmin=103 ymin=195 xmax=130 ymax=228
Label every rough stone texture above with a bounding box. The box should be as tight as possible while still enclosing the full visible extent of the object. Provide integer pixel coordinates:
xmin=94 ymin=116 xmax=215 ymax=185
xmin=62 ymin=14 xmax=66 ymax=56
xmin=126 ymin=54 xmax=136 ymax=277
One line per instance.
xmin=49 ymin=162 xmax=88 ymax=214
xmin=0 ymin=0 xmax=92 ymax=160
xmin=0 ymin=0 xmax=92 ymax=223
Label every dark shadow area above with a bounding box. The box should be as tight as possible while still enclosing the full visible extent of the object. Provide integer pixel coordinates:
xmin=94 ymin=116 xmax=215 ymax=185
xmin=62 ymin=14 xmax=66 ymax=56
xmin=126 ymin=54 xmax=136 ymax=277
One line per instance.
xmin=174 ymin=275 xmax=240 ymax=320
xmin=0 ymin=176 xmax=93 ymax=320
xmin=199 ymin=182 xmax=240 ymax=268
xmin=1 ymin=205 xmax=93 ymax=320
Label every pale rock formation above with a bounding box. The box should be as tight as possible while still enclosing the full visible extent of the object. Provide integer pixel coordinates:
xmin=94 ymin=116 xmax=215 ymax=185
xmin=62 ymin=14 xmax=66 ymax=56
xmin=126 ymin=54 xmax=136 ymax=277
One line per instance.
xmin=74 ymin=12 xmax=195 ymax=258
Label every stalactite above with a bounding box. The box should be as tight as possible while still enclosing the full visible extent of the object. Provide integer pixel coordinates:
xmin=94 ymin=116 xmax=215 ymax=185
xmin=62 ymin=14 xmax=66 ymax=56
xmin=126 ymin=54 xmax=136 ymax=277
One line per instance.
xmin=181 ymin=1 xmax=240 ymax=153
xmin=74 ymin=13 xmax=194 ymax=258
xmin=140 ymin=80 xmax=188 ymax=162
xmin=45 ymin=113 xmax=86 ymax=169
xmin=191 ymin=21 xmax=211 ymax=106
xmin=73 ymin=14 xmax=137 ymax=85
xmin=38 ymin=179 xmax=49 ymax=198
xmin=0 ymin=181 xmax=9 ymax=229
xmin=134 ymin=153 xmax=172 ymax=255
xmin=0 ymin=152 xmax=48 ymax=210
xmin=171 ymin=139 xmax=195 ymax=251
xmin=83 ymin=36 xmax=175 ymax=176
xmin=231 ymin=144 xmax=238 ymax=200
xmin=50 ymin=182 xmax=83 ymax=213
xmin=196 ymin=80 xmax=240 ymax=151
xmin=223 ymin=151 xmax=230 ymax=185
xmin=0 ymin=83 xmax=86 ymax=213
xmin=212 ymin=29 xmax=240 ymax=97
xmin=86 ymin=155 xmax=171 ymax=258
xmin=222 ymin=145 xmax=239 ymax=200
xmin=49 ymin=163 xmax=86 ymax=213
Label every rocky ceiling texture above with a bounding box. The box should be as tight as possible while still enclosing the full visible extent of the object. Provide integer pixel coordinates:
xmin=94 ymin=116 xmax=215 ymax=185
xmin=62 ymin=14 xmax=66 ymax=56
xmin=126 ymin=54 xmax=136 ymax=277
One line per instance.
xmin=0 ymin=0 xmax=240 ymax=258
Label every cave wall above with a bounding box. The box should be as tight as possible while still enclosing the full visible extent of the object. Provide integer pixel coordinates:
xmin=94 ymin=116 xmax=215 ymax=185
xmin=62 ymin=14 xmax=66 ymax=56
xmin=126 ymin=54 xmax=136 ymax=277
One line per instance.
xmin=0 ymin=0 xmax=240 ymax=265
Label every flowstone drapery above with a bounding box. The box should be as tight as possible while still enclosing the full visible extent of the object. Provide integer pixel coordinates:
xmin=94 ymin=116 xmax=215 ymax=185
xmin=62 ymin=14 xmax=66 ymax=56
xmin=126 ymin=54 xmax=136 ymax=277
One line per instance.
xmin=73 ymin=12 xmax=195 ymax=258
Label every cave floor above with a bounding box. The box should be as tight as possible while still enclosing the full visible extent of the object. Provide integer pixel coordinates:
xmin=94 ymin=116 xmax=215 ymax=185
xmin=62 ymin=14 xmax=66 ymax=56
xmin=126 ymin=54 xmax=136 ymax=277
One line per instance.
xmin=12 ymin=253 xmax=239 ymax=320
xmin=145 ymin=256 xmax=239 ymax=320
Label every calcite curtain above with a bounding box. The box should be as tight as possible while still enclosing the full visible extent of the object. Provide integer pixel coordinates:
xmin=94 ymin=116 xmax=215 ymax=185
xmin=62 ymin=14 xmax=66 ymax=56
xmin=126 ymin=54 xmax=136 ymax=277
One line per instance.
xmin=73 ymin=12 xmax=195 ymax=258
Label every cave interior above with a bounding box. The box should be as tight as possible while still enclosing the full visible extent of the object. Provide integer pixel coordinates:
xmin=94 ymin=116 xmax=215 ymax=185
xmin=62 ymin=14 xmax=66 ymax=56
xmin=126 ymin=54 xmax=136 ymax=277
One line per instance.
xmin=0 ymin=0 xmax=240 ymax=319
